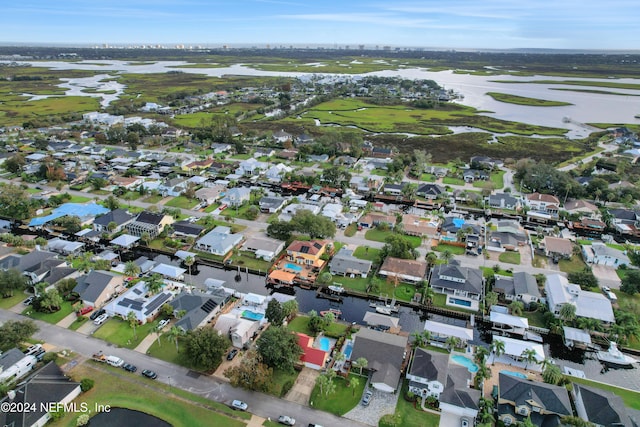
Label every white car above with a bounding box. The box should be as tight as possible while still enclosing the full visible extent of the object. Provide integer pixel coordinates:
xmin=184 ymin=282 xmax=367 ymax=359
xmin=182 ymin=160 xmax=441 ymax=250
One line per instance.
xmin=277 ymin=415 xmax=295 ymax=426
xmin=93 ymin=313 xmax=109 ymax=326
xmin=602 ymin=286 xmax=611 ymax=293
xmin=157 ymin=319 xmax=170 ymax=330
xmin=25 ymin=344 xmax=43 ymax=355
xmin=231 ymin=400 xmax=248 ymax=411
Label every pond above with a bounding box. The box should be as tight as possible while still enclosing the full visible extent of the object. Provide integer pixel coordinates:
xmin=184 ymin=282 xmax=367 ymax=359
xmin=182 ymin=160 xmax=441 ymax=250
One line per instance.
xmin=89 ymin=407 xmax=171 ymax=427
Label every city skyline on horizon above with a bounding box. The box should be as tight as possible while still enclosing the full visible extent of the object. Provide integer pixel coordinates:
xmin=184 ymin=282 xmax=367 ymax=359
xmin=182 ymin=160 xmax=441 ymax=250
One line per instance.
xmin=3 ymin=1 xmax=639 ymax=51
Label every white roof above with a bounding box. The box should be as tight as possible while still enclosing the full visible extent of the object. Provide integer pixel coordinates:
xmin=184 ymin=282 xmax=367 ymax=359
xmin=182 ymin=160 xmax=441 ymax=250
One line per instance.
xmin=492 ymin=335 xmax=545 ymax=362
xmin=546 ymin=274 xmax=615 ymax=323
xmin=150 ymin=263 xmax=186 ymax=279
xmin=244 ymin=293 xmax=267 ymax=305
xmin=110 ymin=234 xmax=140 ymax=247
xmin=490 ymin=311 xmax=529 ymax=329
xmin=174 ymin=250 xmax=196 ymax=260
xmin=563 ymin=326 xmax=592 ymax=345
xmin=204 ymin=278 xmax=226 ymax=288
xmin=363 ymin=312 xmax=400 ymax=328
xmin=424 ymin=320 xmax=474 ymax=341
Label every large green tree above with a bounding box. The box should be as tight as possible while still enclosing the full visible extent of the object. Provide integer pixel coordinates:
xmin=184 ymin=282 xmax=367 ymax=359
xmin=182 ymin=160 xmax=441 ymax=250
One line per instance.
xmin=256 ymin=326 xmax=302 ymax=372
xmin=0 ymin=184 xmax=36 ymax=220
xmin=290 ymin=209 xmax=336 ymax=239
xmin=224 ymin=350 xmax=273 ymax=392
xmin=265 ymin=299 xmax=285 ymax=327
xmin=0 ymin=320 xmax=38 ymax=352
xmin=0 ymin=269 xmax=28 ymax=298
xmin=183 ymin=327 xmax=230 ymax=371
xmin=380 ymin=234 xmax=419 ymax=260
xmin=567 ymin=268 xmax=598 ymax=290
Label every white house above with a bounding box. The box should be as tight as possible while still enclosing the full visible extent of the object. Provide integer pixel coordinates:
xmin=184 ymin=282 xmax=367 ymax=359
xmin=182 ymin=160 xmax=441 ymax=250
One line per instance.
xmin=407 ymin=349 xmax=448 ymax=398
xmin=265 ymin=163 xmax=292 ymax=182
xmin=214 ymin=313 xmax=260 ymax=349
xmin=545 ymin=274 xmax=615 ymax=324
xmin=581 ymin=242 xmax=630 ymax=267
xmin=220 ymin=187 xmax=251 ymax=207
xmin=195 ymin=226 xmax=243 ymax=256
xmin=104 ymin=280 xmax=174 ymax=324
xmin=235 ymin=158 xmax=268 ymax=176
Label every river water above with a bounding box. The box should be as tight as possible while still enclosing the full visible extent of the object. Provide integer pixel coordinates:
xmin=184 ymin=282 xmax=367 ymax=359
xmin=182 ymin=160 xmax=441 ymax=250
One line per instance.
xmin=4 ymin=59 xmax=640 ymax=134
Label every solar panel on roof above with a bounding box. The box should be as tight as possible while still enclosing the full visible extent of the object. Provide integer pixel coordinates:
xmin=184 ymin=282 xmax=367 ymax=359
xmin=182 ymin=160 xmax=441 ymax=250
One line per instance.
xmin=201 ymin=300 xmax=217 ymax=313
xmin=145 ymin=293 xmax=172 ymax=315
xmin=300 ymin=246 xmax=310 ymax=253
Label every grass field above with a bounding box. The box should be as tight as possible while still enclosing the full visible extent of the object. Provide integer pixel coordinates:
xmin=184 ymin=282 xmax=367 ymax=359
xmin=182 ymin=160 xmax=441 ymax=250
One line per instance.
xmin=51 ymin=363 xmax=247 ymax=427
xmin=486 ymin=92 xmax=572 ymax=107
xmin=559 ymin=255 xmax=588 ymax=274
xmin=365 ymin=229 xmax=421 ymax=248
xmin=499 ymin=251 xmax=521 ymax=265
xmin=353 ymin=246 xmax=382 ymax=262
xmin=0 ymin=292 xmax=28 ymax=309
xmin=309 ymin=374 xmax=367 ymax=415
xmin=93 ymin=317 xmax=162 ymax=349
xmin=165 ymin=196 xmax=199 ymax=209
xmin=0 ymin=96 xmax=101 ymax=127
xmin=228 ymin=251 xmax=272 ymax=272
xmin=142 ymin=194 xmax=164 ymax=203
xmin=331 ymin=275 xmax=370 ymax=293
xmin=433 ymin=243 xmax=466 ymax=255
xmin=23 ymin=301 xmax=74 ymax=324
xmin=146 ymin=333 xmax=186 ymax=366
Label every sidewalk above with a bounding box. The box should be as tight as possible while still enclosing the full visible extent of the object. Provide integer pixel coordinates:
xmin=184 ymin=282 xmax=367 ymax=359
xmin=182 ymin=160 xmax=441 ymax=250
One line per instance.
xmin=8 ymin=300 xmax=26 ymax=314
xmin=247 ymin=415 xmax=266 ymax=427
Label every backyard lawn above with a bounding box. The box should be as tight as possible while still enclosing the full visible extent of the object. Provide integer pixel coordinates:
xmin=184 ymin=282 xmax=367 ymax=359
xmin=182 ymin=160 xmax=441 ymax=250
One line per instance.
xmin=287 ymin=315 xmax=314 ymax=336
xmin=165 ymin=196 xmax=199 ymax=209
xmin=309 ymin=374 xmax=366 ymax=416
xmin=228 ymin=251 xmax=273 ymax=272
xmin=146 ymin=332 xmax=186 ymax=366
xmin=93 ymin=317 xmax=163 ymax=349
xmin=433 ymin=243 xmax=466 ymax=255
xmin=377 ymin=281 xmax=418 ymax=302
xmin=23 ymin=301 xmax=75 ymax=324
xmin=331 ymin=275 xmax=370 ymax=293
xmin=499 ymin=251 xmax=521 ymax=265
xmin=522 ymin=309 xmax=547 ymax=328
xmin=51 ymin=362 xmax=247 ymax=427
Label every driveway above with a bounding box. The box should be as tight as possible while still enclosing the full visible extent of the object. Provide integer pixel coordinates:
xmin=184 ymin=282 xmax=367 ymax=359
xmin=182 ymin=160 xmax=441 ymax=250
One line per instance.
xmin=284 ymin=367 xmax=319 ymax=405
xmin=344 ymin=386 xmax=398 ymax=427
xmin=439 ymin=409 xmax=465 ymax=427
xmin=591 ymin=264 xmax=622 ymax=289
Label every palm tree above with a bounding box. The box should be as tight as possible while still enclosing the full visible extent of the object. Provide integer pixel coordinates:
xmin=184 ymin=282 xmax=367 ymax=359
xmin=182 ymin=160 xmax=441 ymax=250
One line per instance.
xmin=484 ymin=292 xmax=498 ymax=313
xmin=140 ymin=231 xmax=151 ymax=247
xmin=349 ymin=376 xmax=361 ymax=396
xmin=576 ymin=317 xmax=602 ymax=333
xmin=184 ymin=256 xmax=195 ymax=285
xmin=542 ymin=362 xmax=563 ymax=385
xmin=425 ymin=252 xmax=438 ymax=269
xmin=145 ymin=273 xmax=164 ymax=295
xmin=127 ymin=310 xmax=138 ymax=339
xmin=559 ymin=304 xmax=577 ymax=325
xmin=123 ymin=261 xmax=141 ymax=278
xmin=520 ymin=348 xmax=539 ymax=371
xmin=168 ymin=326 xmax=184 ymax=351
xmin=423 ymin=285 xmax=435 ymax=305
xmin=440 ymin=249 xmax=453 ymax=265
xmin=491 ymin=339 xmax=505 ymax=365
xmin=474 ymin=363 xmax=491 ymax=389
xmin=411 ymin=331 xmax=426 ymax=349
xmin=445 ymin=336 xmax=460 ymax=352
xmin=475 ymin=346 xmax=490 ymax=365
xmin=353 ymin=357 xmax=368 ymax=375
xmin=509 ymin=300 xmax=524 ymax=316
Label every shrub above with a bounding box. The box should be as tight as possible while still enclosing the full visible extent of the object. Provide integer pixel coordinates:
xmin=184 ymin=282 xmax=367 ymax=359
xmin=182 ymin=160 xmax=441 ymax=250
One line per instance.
xmin=281 ymin=380 xmax=294 ymax=397
xmin=80 ymin=378 xmax=94 ymax=392
xmin=379 ymin=413 xmax=403 ymax=427
xmin=77 ymin=413 xmax=90 ymax=426
xmin=42 ymin=352 xmax=58 ymax=363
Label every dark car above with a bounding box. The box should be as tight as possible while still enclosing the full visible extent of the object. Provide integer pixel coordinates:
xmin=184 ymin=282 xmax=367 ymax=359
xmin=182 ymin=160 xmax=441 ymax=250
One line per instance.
xmin=23 ymin=296 xmax=34 ymax=306
xmin=90 ymin=308 xmax=106 ymax=321
xmin=33 ymin=348 xmax=46 ymax=361
xmin=122 ymin=363 xmax=137 ymax=372
xmin=141 ymin=369 xmax=157 ymax=379
xmin=227 ymin=349 xmax=239 ymax=361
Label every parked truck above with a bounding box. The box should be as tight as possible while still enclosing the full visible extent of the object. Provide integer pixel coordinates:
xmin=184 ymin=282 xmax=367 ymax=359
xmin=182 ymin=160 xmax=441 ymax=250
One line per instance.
xmin=92 ymin=351 xmax=107 ymax=362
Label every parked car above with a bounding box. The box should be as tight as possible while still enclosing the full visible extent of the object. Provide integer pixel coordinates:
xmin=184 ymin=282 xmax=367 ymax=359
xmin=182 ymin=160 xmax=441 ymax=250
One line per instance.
xmin=33 ymin=348 xmax=46 ymax=361
xmin=307 ymin=424 xmax=324 ymax=427
xmin=141 ymin=369 xmax=158 ymax=379
xmin=122 ymin=363 xmax=137 ymax=372
xmin=25 ymin=344 xmax=43 ymax=355
xmin=77 ymin=306 xmax=93 ymax=316
xmin=157 ymin=319 xmax=170 ymax=330
xmin=106 ymin=356 xmax=124 ymax=368
xmin=23 ymin=296 xmax=34 ymax=306
xmin=227 ymin=349 xmax=239 ymax=361
xmin=93 ymin=313 xmax=109 ymax=326
xmin=602 ymin=286 xmax=611 ymax=293
xmin=230 ymin=400 xmax=248 ymax=411
xmin=278 ymin=415 xmax=296 ymax=426
xmin=361 ymin=389 xmax=373 ymax=406
xmin=90 ymin=308 xmax=106 ymax=321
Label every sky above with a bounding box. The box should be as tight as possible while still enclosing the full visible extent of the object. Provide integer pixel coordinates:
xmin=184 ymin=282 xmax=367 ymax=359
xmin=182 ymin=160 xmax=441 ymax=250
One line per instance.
xmin=2 ymin=0 xmax=639 ymax=50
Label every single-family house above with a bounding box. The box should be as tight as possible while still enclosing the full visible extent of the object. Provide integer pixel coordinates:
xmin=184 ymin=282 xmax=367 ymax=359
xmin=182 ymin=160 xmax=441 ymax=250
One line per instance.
xmin=171 ymin=288 xmax=230 ymax=331
xmin=285 ymin=240 xmax=328 ymax=268
xmin=0 ymin=362 xmax=81 ymax=427
xmin=195 ymin=185 xmax=225 ymax=205
xmin=363 ymin=312 xmax=400 ymax=330
xmin=416 ymin=183 xmax=445 ymax=199
xmin=488 ymin=193 xmax=519 ymax=210
xmin=608 ymin=208 xmax=639 ymax=226
xmin=273 ymin=129 xmax=293 ymax=144
xmin=265 ymin=163 xmax=292 ymax=182
xmin=296 ymin=333 xmax=329 ymax=370
xmin=194 ymin=226 xmax=243 ymax=256
xmin=359 ymin=212 xmax=396 ymax=229
xmin=235 ymin=158 xmax=268 ymax=176
xmin=462 ymin=169 xmax=489 ymax=183
xmin=254 ymin=147 xmax=276 ymax=158
xmin=104 ymin=280 xmax=174 ymax=324
xmin=490 ymin=310 xmax=529 ymax=337
xmin=402 ymin=214 xmax=439 ymax=238
xmin=93 ymin=208 xmax=134 ymax=234
xmin=126 ymin=211 xmax=173 ymax=239
xmin=329 ymin=247 xmax=372 ymax=278
xmin=73 ymin=270 xmax=125 ymax=308
xmin=0 ymin=250 xmax=66 ymax=286
xmin=220 ymin=187 xmax=251 ymax=207
xmin=498 ymin=373 xmax=571 ymax=427
xmin=581 ymin=242 xmax=630 ymax=267
xmin=182 ymin=158 xmax=215 ymax=173
xmin=259 ymin=196 xmax=287 ymax=213
xmin=349 ymin=328 xmax=408 ymax=393
xmin=424 ymin=320 xmax=474 ymax=347
xmin=563 ymin=199 xmax=600 ymax=218
xmin=111 ymin=175 xmax=142 ymax=189
xmin=379 ymin=257 xmax=427 ymax=284
xmin=526 ymin=193 xmax=560 ymax=216
xmin=541 ymin=236 xmax=573 ymax=260
xmin=242 ymin=236 xmax=285 ymax=261
xmin=46 ymin=238 xmax=84 ymax=256
xmin=572 ymin=382 xmax=638 ymax=427
xmin=158 ymin=177 xmax=188 ymax=197
xmin=429 ymin=264 xmax=483 ymax=308
xmin=493 ymin=272 xmax=541 ymax=307
xmin=407 ymin=349 xmax=448 ymax=398
xmin=171 ymin=221 xmax=205 ymax=239
xmin=545 ymin=274 xmax=615 ymax=324
xmin=470 ymin=156 xmax=500 ymax=169
xmin=214 ymin=313 xmax=260 ymax=349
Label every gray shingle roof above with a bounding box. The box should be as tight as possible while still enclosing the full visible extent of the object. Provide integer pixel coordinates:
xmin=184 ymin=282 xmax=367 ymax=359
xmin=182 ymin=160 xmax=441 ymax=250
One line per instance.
xmin=409 ymin=348 xmax=448 ymax=385
xmin=350 ymin=329 xmax=408 ymax=390
xmin=73 ymin=270 xmax=118 ymax=304
xmin=93 ymin=208 xmax=134 ymax=227
xmin=440 ymin=365 xmax=480 ymax=410
xmin=499 ymin=373 xmax=571 ymax=417
xmin=430 ymin=264 xmax=483 ymax=295
xmin=573 ymin=383 xmax=635 ymax=427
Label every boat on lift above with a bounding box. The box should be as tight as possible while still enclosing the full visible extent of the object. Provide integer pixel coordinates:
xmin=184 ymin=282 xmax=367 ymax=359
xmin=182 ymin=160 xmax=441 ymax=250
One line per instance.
xmin=596 ymin=342 xmax=638 ymax=368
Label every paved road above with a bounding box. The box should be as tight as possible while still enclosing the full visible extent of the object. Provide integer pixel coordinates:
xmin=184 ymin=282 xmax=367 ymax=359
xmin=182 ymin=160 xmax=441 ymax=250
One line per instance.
xmin=0 ymin=309 xmax=368 ymax=427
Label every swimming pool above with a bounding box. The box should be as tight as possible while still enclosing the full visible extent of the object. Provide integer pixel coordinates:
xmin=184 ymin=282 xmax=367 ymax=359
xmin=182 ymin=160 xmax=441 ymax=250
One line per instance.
xmin=284 ymin=263 xmax=302 ymax=272
xmin=241 ymin=310 xmax=264 ymax=321
xmin=451 ymin=355 xmax=479 ymax=373
xmin=344 ymin=342 xmax=353 ymax=359
xmin=501 ymin=370 xmax=527 ymax=379
xmin=449 ymin=298 xmax=472 ymax=307
xmin=319 ymin=337 xmax=330 ymax=352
